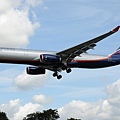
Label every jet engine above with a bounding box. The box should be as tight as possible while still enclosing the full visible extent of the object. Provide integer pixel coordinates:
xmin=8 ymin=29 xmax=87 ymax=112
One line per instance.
xmin=26 ymin=67 xmax=45 ymax=75
xmin=40 ymin=54 xmax=61 ymax=64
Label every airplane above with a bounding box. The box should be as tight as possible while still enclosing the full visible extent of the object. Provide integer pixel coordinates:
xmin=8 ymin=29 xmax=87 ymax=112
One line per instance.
xmin=0 ymin=26 xmax=120 ymax=79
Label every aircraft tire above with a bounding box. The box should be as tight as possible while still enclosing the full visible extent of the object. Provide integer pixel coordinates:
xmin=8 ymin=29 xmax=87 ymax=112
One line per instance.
xmin=57 ymin=75 xmax=62 ymax=79
xmin=66 ymin=68 xmax=71 ymax=73
xmin=53 ymin=72 xmax=57 ymax=77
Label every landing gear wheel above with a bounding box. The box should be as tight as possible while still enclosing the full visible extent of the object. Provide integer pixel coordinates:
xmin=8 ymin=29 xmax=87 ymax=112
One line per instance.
xmin=66 ymin=68 xmax=71 ymax=73
xmin=57 ymin=75 xmax=62 ymax=79
xmin=53 ymin=72 xmax=57 ymax=77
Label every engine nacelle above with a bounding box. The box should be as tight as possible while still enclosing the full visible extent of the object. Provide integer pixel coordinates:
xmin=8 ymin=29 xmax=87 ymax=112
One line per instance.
xmin=40 ymin=54 xmax=61 ymax=64
xmin=26 ymin=67 xmax=45 ymax=75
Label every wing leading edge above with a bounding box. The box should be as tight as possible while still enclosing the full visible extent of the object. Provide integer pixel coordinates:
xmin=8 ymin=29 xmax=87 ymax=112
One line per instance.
xmin=57 ymin=26 xmax=120 ymax=63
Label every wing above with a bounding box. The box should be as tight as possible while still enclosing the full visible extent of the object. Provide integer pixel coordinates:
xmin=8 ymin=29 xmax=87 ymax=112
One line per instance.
xmin=57 ymin=26 xmax=120 ymax=63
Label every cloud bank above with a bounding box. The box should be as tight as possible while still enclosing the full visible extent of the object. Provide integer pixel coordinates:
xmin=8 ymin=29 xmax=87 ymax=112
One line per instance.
xmin=58 ymin=79 xmax=120 ymax=120
xmin=1 ymin=79 xmax=120 ymax=120
xmin=0 ymin=99 xmax=44 ymax=120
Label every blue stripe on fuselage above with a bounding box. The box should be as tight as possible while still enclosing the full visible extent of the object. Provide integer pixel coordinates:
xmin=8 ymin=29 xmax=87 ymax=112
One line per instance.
xmin=68 ymin=59 xmax=120 ymax=69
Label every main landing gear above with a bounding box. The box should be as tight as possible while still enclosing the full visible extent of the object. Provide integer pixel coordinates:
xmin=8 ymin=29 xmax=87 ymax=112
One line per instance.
xmin=66 ymin=68 xmax=71 ymax=73
xmin=53 ymin=72 xmax=62 ymax=79
xmin=53 ymin=68 xmax=72 ymax=79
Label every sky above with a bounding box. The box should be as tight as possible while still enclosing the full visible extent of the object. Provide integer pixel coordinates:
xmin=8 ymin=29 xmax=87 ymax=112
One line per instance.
xmin=0 ymin=0 xmax=120 ymax=120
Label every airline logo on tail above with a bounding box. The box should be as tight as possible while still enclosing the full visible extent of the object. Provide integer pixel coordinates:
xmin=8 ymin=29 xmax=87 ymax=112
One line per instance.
xmin=109 ymin=49 xmax=120 ymax=62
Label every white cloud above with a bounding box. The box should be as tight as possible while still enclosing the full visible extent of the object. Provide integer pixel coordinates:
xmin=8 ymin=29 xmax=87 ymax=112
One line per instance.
xmin=58 ymin=100 xmax=100 ymax=120
xmin=13 ymin=70 xmax=49 ymax=90
xmin=106 ymin=79 xmax=120 ymax=98
xmin=0 ymin=0 xmax=40 ymax=48
xmin=58 ymin=79 xmax=120 ymax=120
xmin=13 ymin=102 xmax=43 ymax=120
xmin=0 ymin=99 xmax=20 ymax=119
xmin=33 ymin=94 xmax=52 ymax=104
xmin=0 ymin=99 xmax=43 ymax=120
xmin=0 ymin=0 xmax=21 ymax=14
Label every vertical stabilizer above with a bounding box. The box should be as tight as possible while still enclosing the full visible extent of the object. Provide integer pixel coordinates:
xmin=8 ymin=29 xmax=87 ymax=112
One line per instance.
xmin=109 ymin=49 xmax=120 ymax=62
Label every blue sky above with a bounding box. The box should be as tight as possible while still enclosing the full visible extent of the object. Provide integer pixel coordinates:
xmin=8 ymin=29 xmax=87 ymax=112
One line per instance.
xmin=0 ymin=0 xmax=120 ymax=120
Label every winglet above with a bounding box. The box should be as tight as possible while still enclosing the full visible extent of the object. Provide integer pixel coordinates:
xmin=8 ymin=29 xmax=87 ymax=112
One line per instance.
xmin=112 ymin=26 xmax=120 ymax=32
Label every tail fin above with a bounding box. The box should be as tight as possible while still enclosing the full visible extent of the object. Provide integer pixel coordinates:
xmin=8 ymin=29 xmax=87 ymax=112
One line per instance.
xmin=109 ymin=49 xmax=120 ymax=62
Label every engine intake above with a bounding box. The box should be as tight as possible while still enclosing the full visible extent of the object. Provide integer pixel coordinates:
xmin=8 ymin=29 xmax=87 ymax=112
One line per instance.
xmin=40 ymin=54 xmax=61 ymax=64
xmin=26 ymin=67 xmax=45 ymax=75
